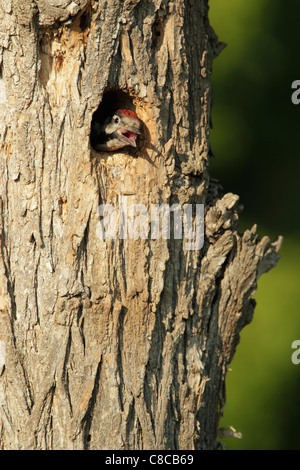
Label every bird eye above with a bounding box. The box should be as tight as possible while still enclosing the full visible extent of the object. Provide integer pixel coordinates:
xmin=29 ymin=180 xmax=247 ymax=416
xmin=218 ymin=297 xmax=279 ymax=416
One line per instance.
xmin=114 ymin=116 xmax=120 ymax=124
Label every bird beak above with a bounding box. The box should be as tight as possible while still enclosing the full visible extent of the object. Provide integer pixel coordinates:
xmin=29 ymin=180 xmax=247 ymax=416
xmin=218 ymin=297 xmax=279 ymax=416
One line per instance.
xmin=118 ymin=125 xmax=141 ymax=147
xmin=123 ymin=125 xmax=141 ymax=135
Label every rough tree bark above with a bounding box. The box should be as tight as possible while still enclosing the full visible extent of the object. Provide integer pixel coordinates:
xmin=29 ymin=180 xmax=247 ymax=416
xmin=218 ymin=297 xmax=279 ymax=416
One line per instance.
xmin=0 ymin=0 xmax=281 ymax=450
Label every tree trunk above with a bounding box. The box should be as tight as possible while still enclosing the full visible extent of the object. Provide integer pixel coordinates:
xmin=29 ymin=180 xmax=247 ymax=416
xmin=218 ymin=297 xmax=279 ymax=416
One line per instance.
xmin=0 ymin=0 xmax=281 ymax=450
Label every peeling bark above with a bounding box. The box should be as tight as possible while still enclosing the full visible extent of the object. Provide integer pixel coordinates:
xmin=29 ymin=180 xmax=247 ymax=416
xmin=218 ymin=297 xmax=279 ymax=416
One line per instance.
xmin=0 ymin=0 xmax=281 ymax=450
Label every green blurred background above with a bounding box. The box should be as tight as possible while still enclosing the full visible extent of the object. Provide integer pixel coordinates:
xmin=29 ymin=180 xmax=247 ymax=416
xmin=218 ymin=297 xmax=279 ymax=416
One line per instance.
xmin=208 ymin=0 xmax=300 ymax=449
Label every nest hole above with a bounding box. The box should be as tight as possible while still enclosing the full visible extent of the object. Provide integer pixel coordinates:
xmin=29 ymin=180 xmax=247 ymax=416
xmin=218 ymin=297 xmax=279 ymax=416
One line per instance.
xmin=91 ymin=89 xmax=136 ymax=128
xmin=90 ymin=89 xmax=143 ymax=154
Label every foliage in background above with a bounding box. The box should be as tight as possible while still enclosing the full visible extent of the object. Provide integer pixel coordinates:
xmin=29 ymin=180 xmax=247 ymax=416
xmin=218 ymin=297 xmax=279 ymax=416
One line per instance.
xmin=209 ymin=0 xmax=300 ymax=449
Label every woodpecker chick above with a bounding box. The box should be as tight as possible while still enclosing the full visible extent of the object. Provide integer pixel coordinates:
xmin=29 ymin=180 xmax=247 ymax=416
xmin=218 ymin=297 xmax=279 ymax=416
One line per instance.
xmin=91 ymin=109 xmax=141 ymax=151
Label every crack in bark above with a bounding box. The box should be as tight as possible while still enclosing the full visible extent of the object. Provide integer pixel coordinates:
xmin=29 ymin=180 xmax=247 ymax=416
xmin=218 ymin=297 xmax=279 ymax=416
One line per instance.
xmin=80 ymin=357 xmax=102 ymax=450
xmin=61 ymin=325 xmax=73 ymax=416
xmin=116 ymin=304 xmax=127 ymax=412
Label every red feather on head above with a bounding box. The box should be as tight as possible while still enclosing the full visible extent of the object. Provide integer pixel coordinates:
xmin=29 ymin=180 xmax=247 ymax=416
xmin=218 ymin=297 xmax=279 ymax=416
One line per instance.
xmin=116 ymin=109 xmax=139 ymax=120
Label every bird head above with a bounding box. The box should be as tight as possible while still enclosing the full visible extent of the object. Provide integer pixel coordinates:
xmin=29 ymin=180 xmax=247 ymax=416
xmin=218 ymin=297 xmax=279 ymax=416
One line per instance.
xmin=92 ymin=109 xmax=142 ymax=151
